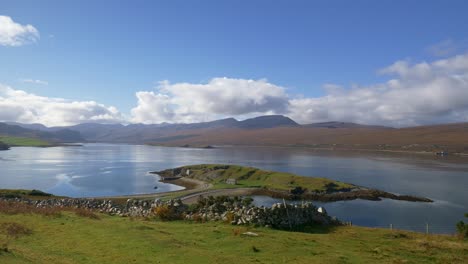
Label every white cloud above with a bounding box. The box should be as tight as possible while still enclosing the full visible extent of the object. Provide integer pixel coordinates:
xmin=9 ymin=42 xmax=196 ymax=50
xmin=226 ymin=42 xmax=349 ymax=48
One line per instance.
xmin=0 ymin=16 xmax=39 ymax=46
xmin=3 ymin=52 xmax=468 ymax=127
xmin=426 ymin=39 xmax=457 ymax=57
xmin=288 ymin=53 xmax=468 ymax=126
xmin=131 ymin=77 xmax=289 ymax=123
xmin=0 ymin=84 xmax=124 ymax=126
xmin=20 ymin=79 xmax=49 ymax=85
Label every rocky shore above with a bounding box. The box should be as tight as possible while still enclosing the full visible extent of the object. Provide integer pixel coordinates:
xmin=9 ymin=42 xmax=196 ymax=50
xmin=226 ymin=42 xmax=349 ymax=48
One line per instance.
xmin=249 ymin=188 xmax=434 ymax=203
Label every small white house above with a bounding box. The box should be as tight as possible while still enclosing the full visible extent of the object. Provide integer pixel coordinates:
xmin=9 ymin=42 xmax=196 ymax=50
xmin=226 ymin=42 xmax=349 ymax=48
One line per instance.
xmin=186 ymin=169 xmax=191 ymax=176
xmin=226 ymin=178 xmax=237 ymax=185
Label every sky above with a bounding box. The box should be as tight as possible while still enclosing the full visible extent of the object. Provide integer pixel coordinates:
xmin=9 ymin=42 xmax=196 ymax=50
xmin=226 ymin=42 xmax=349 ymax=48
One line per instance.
xmin=1 ymin=0 xmax=468 ymax=127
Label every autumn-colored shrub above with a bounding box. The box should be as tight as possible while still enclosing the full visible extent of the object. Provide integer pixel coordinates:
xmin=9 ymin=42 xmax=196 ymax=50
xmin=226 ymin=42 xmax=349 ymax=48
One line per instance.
xmin=224 ymin=211 xmax=235 ymax=223
xmin=0 ymin=201 xmax=61 ymax=217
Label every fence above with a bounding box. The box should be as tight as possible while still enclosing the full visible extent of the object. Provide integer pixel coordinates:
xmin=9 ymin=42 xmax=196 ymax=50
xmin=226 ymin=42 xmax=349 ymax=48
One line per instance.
xmin=343 ymin=222 xmax=458 ymax=234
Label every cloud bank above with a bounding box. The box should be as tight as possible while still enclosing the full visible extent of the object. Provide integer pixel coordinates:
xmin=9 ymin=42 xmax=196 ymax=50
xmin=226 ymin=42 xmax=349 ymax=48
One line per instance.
xmin=288 ymin=53 xmax=468 ymax=126
xmin=1 ymin=53 xmax=468 ymax=127
xmin=0 ymin=16 xmax=39 ymax=46
xmin=131 ymin=78 xmax=289 ymax=124
xmin=0 ymin=85 xmax=124 ymax=126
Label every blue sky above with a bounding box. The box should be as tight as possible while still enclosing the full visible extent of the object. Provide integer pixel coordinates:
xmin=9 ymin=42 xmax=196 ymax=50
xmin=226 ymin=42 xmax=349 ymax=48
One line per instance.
xmin=1 ymin=0 xmax=468 ymax=126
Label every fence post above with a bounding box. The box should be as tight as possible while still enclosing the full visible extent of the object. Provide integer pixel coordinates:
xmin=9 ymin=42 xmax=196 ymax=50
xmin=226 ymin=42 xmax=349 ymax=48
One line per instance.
xmin=390 ymin=224 xmax=393 ymax=231
xmin=426 ymin=223 xmax=429 ymax=234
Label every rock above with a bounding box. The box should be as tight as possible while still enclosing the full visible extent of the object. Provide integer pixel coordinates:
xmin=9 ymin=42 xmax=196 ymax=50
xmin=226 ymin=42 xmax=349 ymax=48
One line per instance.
xmin=241 ymin=232 xmax=259 ymax=237
xmin=317 ymin=207 xmax=327 ymax=214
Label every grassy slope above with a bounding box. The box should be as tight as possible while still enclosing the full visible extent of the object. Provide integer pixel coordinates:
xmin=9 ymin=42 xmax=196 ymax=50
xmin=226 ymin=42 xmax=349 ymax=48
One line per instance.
xmin=0 ymin=212 xmax=466 ymax=264
xmin=176 ymin=164 xmax=355 ymax=192
xmin=0 ymin=136 xmax=51 ymax=147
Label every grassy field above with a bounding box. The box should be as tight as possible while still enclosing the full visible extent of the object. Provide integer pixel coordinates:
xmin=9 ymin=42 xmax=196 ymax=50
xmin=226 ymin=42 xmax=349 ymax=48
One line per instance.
xmin=170 ymin=164 xmax=356 ymax=192
xmin=0 ymin=210 xmax=466 ymax=264
xmin=0 ymin=136 xmax=51 ymax=147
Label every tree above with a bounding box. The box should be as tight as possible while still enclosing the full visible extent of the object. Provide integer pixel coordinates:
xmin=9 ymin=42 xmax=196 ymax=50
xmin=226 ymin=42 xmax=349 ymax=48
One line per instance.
xmin=456 ymin=213 xmax=468 ymax=239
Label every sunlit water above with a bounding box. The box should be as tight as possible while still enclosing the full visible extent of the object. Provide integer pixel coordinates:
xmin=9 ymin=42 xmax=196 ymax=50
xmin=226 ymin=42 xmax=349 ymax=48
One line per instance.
xmin=1 ymin=143 xmax=467 ymax=233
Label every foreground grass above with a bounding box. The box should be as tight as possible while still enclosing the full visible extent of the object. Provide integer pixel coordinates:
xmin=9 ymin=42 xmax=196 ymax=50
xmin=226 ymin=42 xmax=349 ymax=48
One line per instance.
xmin=1 ymin=212 xmax=466 ymax=263
xmin=171 ymin=164 xmax=355 ymax=192
xmin=0 ymin=136 xmax=51 ymax=147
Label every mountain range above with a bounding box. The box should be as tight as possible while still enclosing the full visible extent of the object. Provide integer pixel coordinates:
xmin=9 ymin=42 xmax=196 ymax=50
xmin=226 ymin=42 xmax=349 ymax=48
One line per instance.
xmin=2 ymin=115 xmax=468 ymax=154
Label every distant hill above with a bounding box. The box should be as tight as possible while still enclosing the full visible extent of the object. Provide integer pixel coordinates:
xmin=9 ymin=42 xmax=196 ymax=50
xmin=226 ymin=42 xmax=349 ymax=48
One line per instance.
xmin=11 ymin=115 xmax=298 ymax=143
xmin=303 ymin=121 xmax=392 ymax=129
xmin=144 ymin=122 xmax=468 ymax=154
xmin=0 ymin=123 xmax=84 ymax=143
xmin=6 ymin=116 xmax=468 ymax=154
xmin=236 ymin=115 xmax=299 ymax=129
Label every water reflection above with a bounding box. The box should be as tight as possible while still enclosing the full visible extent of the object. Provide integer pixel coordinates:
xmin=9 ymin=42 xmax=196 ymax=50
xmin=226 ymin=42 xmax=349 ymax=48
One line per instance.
xmin=0 ymin=144 xmax=467 ymax=233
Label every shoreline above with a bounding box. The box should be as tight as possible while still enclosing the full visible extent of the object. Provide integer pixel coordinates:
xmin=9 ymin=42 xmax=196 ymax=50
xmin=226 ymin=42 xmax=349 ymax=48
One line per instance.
xmin=101 ymin=165 xmax=434 ymax=204
xmin=145 ymin=143 xmax=468 ymax=158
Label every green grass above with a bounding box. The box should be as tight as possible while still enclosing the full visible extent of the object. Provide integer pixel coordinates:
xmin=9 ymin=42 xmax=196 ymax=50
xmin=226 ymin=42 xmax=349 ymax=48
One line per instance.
xmin=0 ymin=212 xmax=466 ymax=263
xmin=179 ymin=164 xmax=355 ymax=192
xmin=0 ymin=136 xmax=51 ymax=147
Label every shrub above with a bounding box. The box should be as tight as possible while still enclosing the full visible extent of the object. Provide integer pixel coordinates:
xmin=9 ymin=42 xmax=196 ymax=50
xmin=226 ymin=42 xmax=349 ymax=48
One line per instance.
xmin=191 ymin=213 xmax=204 ymax=223
xmin=224 ymin=211 xmax=235 ymax=223
xmin=290 ymin=186 xmax=306 ymax=198
xmin=0 ymin=201 xmax=62 ymax=217
xmin=324 ymin=183 xmax=339 ymax=193
xmin=153 ymin=205 xmax=183 ymax=221
xmin=29 ymin=190 xmax=52 ymax=196
xmin=242 ymin=197 xmax=254 ymax=207
xmin=455 ymin=213 xmax=468 ymax=239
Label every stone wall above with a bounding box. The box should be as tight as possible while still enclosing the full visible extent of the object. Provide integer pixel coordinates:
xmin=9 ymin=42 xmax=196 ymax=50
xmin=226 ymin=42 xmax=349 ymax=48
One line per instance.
xmin=0 ymin=197 xmax=339 ymax=228
xmin=185 ymin=201 xmax=339 ymax=228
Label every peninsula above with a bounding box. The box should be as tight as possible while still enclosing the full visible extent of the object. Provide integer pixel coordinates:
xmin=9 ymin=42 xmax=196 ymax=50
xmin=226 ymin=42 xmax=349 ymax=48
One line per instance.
xmin=153 ymin=164 xmax=433 ymax=203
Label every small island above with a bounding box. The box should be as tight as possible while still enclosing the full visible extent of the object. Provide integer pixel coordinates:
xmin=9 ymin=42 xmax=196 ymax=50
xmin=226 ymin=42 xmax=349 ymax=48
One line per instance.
xmin=153 ymin=164 xmax=433 ymax=203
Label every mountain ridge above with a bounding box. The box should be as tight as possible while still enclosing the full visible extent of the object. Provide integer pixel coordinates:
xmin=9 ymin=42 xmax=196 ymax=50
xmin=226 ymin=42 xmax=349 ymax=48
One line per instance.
xmin=3 ymin=115 xmax=468 ymax=154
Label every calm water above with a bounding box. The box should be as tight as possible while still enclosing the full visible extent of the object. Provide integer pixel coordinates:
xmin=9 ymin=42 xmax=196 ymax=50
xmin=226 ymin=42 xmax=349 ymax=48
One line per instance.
xmin=1 ymin=143 xmax=467 ymax=233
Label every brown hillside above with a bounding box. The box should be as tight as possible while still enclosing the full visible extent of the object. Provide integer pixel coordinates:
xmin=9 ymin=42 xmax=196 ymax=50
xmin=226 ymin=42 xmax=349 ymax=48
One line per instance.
xmin=149 ymin=123 xmax=468 ymax=154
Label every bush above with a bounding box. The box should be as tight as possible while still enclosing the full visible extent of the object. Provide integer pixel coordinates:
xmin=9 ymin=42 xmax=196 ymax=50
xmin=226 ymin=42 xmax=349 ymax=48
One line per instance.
xmin=153 ymin=205 xmax=183 ymax=221
xmin=455 ymin=213 xmax=468 ymax=239
xmin=29 ymin=189 xmax=52 ymax=196
xmin=224 ymin=211 xmax=235 ymax=223
xmin=0 ymin=201 xmax=62 ymax=217
xmin=290 ymin=186 xmax=306 ymax=199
